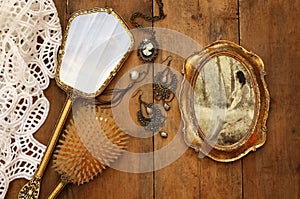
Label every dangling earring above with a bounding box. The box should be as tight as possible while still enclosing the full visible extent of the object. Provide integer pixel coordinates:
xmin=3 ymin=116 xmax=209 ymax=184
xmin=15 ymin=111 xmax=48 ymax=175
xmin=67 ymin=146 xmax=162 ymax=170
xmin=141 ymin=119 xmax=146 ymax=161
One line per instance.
xmin=137 ymin=94 xmax=166 ymax=133
xmin=153 ymin=56 xmax=178 ymax=111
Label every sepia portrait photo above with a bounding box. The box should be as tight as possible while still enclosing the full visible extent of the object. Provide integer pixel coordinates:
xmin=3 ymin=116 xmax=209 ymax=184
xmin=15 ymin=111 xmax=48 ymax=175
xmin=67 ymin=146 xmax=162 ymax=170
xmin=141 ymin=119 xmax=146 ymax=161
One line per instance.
xmin=194 ymin=55 xmax=255 ymax=146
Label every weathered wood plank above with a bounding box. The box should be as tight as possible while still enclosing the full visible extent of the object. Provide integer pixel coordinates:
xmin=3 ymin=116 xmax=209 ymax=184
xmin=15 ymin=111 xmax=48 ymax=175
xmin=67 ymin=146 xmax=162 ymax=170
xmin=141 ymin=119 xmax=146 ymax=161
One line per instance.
xmin=7 ymin=0 xmax=154 ymax=198
xmin=153 ymin=0 xmax=242 ymax=199
xmin=5 ymin=0 xmax=300 ymax=198
xmin=240 ymin=0 xmax=300 ymax=198
xmin=61 ymin=1 xmax=154 ymax=199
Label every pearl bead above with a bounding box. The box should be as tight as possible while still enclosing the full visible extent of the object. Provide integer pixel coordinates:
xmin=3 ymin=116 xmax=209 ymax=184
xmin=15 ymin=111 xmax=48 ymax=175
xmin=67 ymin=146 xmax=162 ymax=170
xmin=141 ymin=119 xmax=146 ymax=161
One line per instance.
xmin=160 ymin=131 xmax=168 ymax=138
xmin=130 ymin=70 xmax=139 ymax=80
xmin=162 ymin=76 xmax=167 ymax=83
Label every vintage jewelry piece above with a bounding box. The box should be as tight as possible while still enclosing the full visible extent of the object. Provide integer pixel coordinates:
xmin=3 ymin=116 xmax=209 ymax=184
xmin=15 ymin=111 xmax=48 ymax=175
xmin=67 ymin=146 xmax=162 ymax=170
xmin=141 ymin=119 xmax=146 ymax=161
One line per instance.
xmin=137 ymin=94 xmax=166 ymax=133
xmin=95 ymin=64 xmax=151 ymax=108
xmin=159 ymin=131 xmax=168 ymax=138
xmin=137 ymin=37 xmax=159 ymax=63
xmin=130 ymin=0 xmax=166 ymax=62
xmin=97 ymin=56 xmax=177 ymax=135
xmin=127 ymin=57 xmax=178 ymax=135
xmin=153 ymin=57 xmax=178 ymax=111
xmin=129 ymin=70 xmax=140 ymax=80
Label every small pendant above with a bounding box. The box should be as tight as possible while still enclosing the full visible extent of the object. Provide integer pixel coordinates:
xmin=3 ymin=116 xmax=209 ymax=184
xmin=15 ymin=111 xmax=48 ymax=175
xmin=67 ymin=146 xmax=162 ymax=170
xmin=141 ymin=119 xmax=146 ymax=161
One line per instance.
xmin=138 ymin=38 xmax=159 ymax=63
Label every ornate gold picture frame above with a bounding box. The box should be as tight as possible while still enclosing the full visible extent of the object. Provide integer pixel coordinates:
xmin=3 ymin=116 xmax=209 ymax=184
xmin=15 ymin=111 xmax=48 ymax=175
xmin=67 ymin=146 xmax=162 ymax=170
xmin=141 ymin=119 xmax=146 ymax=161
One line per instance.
xmin=180 ymin=40 xmax=270 ymax=162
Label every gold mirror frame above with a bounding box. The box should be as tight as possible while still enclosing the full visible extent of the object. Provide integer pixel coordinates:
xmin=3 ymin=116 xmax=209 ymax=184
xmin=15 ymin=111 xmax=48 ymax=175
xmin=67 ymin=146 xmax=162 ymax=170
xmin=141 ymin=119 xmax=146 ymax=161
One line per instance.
xmin=180 ymin=40 xmax=270 ymax=162
xmin=55 ymin=7 xmax=134 ymax=98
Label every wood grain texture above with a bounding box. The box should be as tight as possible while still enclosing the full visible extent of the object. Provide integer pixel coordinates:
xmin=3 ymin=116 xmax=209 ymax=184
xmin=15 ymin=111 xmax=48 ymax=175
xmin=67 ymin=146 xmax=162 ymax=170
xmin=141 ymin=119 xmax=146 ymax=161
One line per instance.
xmin=240 ymin=0 xmax=300 ymax=198
xmin=5 ymin=0 xmax=300 ymax=198
xmin=153 ymin=1 xmax=242 ymax=199
xmin=58 ymin=1 xmax=154 ymax=199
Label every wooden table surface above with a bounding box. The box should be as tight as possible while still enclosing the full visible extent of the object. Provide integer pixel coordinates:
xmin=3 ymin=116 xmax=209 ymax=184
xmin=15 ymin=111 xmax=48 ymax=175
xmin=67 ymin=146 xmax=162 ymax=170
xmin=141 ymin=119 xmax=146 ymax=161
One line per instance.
xmin=6 ymin=0 xmax=300 ymax=198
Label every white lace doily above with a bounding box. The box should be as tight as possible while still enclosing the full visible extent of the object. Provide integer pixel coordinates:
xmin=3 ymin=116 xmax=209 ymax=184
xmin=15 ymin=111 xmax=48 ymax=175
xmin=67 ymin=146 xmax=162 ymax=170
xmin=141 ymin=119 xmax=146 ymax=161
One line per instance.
xmin=0 ymin=0 xmax=61 ymax=197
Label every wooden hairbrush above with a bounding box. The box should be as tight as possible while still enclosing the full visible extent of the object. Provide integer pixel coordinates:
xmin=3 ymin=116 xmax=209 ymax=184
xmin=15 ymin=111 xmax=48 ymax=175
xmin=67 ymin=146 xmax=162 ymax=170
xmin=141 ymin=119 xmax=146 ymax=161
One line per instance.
xmin=49 ymin=105 xmax=128 ymax=198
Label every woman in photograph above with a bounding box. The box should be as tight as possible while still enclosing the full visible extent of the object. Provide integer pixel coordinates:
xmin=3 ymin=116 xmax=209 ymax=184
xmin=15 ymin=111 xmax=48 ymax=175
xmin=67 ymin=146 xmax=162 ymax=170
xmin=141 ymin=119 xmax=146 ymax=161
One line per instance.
xmin=217 ymin=70 xmax=254 ymax=145
xmin=228 ymin=71 xmax=251 ymax=111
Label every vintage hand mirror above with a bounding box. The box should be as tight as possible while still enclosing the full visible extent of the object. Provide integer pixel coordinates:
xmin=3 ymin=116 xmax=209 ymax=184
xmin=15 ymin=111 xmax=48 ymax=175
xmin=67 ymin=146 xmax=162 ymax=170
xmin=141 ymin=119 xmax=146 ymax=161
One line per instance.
xmin=180 ymin=40 xmax=269 ymax=162
xmin=19 ymin=8 xmax=133 ymax=198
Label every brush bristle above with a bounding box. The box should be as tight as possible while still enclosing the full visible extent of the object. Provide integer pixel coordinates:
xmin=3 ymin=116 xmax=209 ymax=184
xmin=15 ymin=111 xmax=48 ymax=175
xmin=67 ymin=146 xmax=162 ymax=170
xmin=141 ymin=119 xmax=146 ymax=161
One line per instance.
xmin=53 ymin=105 xmax=128 ymax=185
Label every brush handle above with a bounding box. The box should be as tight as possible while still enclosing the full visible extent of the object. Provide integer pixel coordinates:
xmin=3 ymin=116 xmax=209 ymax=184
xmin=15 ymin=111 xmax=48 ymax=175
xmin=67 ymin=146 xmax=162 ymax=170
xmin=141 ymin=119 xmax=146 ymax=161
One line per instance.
xmin=18 ymin=97 xmax=73 ymax=199
xmin=36 ymin=97 xmax=73 ymax=177
xmin=48 ymin=177 xmax=69 ymax=199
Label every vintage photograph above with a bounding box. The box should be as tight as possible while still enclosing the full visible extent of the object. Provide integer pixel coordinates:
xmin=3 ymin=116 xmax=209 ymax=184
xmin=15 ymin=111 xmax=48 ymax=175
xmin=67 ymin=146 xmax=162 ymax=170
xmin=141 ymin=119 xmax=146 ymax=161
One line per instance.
xmin=194 ymin=55 xmax=255 ymax=146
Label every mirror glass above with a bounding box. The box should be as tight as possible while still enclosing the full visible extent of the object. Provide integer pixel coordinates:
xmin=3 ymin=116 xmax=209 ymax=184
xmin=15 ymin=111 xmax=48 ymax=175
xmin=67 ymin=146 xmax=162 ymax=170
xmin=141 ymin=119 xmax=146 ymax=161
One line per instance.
xmin=59 ymin=10 xmax=133 ymax=95
xmin=194 ymin=55 xmax=255 ymax=146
